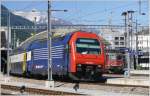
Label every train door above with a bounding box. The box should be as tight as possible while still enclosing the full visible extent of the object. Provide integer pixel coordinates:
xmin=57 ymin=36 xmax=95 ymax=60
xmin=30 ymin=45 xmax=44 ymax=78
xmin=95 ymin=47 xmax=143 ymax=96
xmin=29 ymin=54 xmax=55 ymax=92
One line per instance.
xmin=1 ymin=31 xmax=7 ymax=74
xmin=1 ymin=50 xmax=7 ymax=74
xmin=10 ymin=51 xmax=27 ymax=75
xmin=22 ymin=52 xmax=27 ymax=75
xmin=64 ymin=44 xmax=70 ymax=75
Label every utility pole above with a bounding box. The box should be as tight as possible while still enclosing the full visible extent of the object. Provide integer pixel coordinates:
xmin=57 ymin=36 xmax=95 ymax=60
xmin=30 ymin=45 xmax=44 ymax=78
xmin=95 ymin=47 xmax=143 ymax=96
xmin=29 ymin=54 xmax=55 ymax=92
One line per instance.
xmin=146 ymin=38 xmax=148 ymax=68
xmin=122 ymin=12 xmax=127 ymax=48
xmin=122 ymin=12 xmax=127 ymax=69
xmin=0 ymin=1 xmax=2 ymax=75
xmin=13 ymin=30 xmax=16 ymax=49
xmin=47 ymin=0 xmax=52 ymax=81
xmin=135 ymin=19 xmax=138 ymax=69
xmin=122 ymin=11 xmax=130 ymax=77
xmin=7 ymin=11 xmax=11 ymax=77
xmin=0 ymin=2 xmax=1 ymax=75
xmin=108 ymin=11 xmax=112 ymax=27
xmin=139 ymin=0 xmax=141 ymax=14
xmin=34 ymin=17 xmax=37 ymax=35
xmin=127 ymin=10 xmax=135 ymax=76
xmin=122 ymin=10 xmax=134 ymax=77
xmin=47 ymin=0 xmax=67 ymax=83
xmin=126 ymin=11 xmax=130 ymax=77
xmin=128 ymin=10 xmax=135 ymax=70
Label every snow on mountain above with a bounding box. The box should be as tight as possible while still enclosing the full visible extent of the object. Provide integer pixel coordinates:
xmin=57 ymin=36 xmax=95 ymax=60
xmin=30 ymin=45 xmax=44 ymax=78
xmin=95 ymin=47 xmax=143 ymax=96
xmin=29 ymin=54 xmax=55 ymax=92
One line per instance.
xmin=13 ymin=9 xmax=72 ymax=25
xmin=13 ymin=9 xmax=46 ymax=24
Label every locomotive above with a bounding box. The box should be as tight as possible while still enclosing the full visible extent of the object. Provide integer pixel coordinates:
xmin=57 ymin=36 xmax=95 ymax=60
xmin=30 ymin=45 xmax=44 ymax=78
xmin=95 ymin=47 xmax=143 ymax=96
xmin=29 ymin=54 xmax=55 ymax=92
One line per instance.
xmin=10 ymin=31 xmax=105 ymax=81
xmin=105 ymin=49 xmax=125 ymax=74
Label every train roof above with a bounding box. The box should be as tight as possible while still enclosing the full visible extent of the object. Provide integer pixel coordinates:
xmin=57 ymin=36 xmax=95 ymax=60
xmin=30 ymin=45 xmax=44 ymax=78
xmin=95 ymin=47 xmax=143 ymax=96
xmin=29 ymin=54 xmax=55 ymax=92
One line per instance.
xmin=19 ymin=31 xmax=47 ymax=48
xmin=19 ymin=30 xmax=74 ymax=48
xmin=19 ymin=30 xmax=103 ymax=49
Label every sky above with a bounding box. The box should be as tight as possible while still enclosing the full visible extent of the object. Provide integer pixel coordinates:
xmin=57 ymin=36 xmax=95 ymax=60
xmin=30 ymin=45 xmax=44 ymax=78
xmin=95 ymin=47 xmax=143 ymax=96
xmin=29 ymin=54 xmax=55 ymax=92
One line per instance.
xmin=2 ymin=0 xmax=149 ymax=26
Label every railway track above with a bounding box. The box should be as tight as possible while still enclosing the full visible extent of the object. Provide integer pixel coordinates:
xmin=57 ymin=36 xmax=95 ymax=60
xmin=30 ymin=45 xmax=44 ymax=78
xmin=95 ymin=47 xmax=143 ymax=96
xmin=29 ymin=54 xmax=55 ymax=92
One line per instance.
xmin=56 ymin=80 xmax=149 ymax=88
xmin=1 ymin=84 xmax=81 ymax=95
xmin=1 ymin=82 xmax=148 ymax=95
xmin=56 ymin=81 xmax=149 ymax=95
xmin=81 ymin=82 xmax=149 ymax=88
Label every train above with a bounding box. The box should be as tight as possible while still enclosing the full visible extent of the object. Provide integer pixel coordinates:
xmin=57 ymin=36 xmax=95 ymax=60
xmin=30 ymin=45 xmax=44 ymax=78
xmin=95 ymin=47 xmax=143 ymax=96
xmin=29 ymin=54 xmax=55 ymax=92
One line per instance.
xmin=105 ymin=49 xmax=125 ymax=74
xmin=10 ymin=31 xmax=106 ymax=81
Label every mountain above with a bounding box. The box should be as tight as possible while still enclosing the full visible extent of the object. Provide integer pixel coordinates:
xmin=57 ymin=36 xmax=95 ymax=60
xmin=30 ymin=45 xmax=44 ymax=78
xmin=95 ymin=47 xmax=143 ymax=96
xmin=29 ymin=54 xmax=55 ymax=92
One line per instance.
xmin=13 ymin=9 xmax=72 ymax=25
xmin=1 ymin=5 xmax=34 ymax=26
xmin=1 ymin=5 xmax=73 ymax=48
xmin=1 ymin=5 xmax=34 ymax=48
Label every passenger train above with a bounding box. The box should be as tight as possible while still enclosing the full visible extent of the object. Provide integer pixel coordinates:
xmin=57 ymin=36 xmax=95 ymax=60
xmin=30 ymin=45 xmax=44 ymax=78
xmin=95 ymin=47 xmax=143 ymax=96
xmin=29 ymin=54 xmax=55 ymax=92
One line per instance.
xmin=10 ymin=31 xmax=106 ymax=81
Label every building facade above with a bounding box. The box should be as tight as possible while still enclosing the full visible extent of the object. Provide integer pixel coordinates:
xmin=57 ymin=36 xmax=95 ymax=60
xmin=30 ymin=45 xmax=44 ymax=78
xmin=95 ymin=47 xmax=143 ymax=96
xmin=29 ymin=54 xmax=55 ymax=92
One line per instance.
xmin=98 ymin=28 xmax=125 ymax=49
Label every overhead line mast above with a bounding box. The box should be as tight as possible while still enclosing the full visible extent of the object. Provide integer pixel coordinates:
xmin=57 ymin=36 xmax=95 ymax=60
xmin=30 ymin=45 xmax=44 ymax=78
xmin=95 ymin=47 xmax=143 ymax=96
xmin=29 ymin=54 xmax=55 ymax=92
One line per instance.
xmin=47 ymin=0 xmax=53 ymax=81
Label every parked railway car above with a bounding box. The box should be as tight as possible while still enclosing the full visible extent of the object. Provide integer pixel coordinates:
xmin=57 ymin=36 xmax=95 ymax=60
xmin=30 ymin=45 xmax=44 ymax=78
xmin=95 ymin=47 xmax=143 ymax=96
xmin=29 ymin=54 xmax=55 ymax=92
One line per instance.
xmin=105 ymin=49 xmax=125 ymax=74
xmin=10 ymin=31 xmax=105 ymax=81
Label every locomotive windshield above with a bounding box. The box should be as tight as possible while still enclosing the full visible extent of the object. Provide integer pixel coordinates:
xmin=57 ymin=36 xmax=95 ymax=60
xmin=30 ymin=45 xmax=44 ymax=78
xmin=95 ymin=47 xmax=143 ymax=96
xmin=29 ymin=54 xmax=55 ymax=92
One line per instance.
xmin=76 ymin=38 xmax=101 ymax=55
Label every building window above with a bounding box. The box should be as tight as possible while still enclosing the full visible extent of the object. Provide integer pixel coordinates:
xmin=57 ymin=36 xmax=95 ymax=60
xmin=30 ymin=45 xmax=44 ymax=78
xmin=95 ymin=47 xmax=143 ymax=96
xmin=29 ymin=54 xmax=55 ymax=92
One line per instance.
xmin=115 ymin=37 xmax=119 ymax=40
xmin=120 ymin=37 xmax=124 ymax=40
xmin=120 ymin=42 xmax=124 ymax=45
xmin=115 ymin=42 xmax=119 ymax=45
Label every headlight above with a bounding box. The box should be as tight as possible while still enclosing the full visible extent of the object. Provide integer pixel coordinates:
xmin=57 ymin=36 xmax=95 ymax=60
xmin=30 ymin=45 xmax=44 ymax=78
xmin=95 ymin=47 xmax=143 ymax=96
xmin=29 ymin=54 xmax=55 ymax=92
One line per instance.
xmin=78 ymin=64 xmax=81 ymax=67
xmin=97 ymin=65 xmax=101 ymax=68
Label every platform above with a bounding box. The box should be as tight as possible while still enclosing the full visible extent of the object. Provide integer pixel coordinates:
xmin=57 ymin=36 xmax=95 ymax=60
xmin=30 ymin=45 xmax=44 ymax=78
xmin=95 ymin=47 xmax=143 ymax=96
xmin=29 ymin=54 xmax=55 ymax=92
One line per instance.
xmin=1 ymin=81 xmax=147 ymax=96
xmin=107 ymin=75 xmax=150 ymax=87
xmin=130 ymin=70 xmax=150 ymax=76
xmin=0 ymin=75 xmax=148 ymax=96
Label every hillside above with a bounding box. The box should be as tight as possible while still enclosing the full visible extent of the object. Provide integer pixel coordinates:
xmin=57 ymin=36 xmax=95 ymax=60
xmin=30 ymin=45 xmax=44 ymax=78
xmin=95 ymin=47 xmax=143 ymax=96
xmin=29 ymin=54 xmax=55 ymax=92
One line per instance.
xmin=1 ymin=5 xmax=34 ymax=26
xmin=1 ymin=5 xmax=34 ymax=48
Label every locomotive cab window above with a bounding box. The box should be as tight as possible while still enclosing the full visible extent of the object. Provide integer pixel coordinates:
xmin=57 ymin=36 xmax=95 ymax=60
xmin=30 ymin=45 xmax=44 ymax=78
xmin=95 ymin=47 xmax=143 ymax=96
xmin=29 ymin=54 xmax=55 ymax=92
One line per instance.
xmin=76 ymin=38 xmax=101 ymax=55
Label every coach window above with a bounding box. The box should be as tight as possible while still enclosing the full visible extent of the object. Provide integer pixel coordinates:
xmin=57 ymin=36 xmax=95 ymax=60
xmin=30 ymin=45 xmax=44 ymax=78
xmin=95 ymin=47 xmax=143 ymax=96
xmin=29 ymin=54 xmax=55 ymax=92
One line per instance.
xmin=115 ymin=37 xmax=119 ymax=40
xmin=120 ymin=42 xmax=124 ymax=45
xmin=120 ymin=37 xmax=124 ymax=40
xmin=115 ymin=42 xmax=119 ymax=45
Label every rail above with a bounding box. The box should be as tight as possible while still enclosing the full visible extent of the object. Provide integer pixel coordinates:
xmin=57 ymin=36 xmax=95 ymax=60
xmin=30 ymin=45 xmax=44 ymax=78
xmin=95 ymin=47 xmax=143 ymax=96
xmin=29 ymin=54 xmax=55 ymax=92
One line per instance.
xmin=1 ymin=84 xmax=82 ymax=95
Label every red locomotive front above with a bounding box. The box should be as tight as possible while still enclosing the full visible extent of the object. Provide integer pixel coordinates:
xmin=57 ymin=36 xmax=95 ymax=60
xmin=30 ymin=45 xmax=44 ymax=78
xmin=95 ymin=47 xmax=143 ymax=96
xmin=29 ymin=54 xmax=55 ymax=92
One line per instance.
xmin=68 ymin=31 xmax=105 ymax=80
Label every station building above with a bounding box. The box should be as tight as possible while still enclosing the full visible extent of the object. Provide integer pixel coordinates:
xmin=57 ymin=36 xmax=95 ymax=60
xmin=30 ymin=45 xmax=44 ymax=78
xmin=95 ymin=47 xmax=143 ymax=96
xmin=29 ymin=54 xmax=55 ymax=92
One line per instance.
xmin=97 ymin=28 xmax=125 ymax=49
xmin=131 ymin=30 xmax=149 ymax=69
